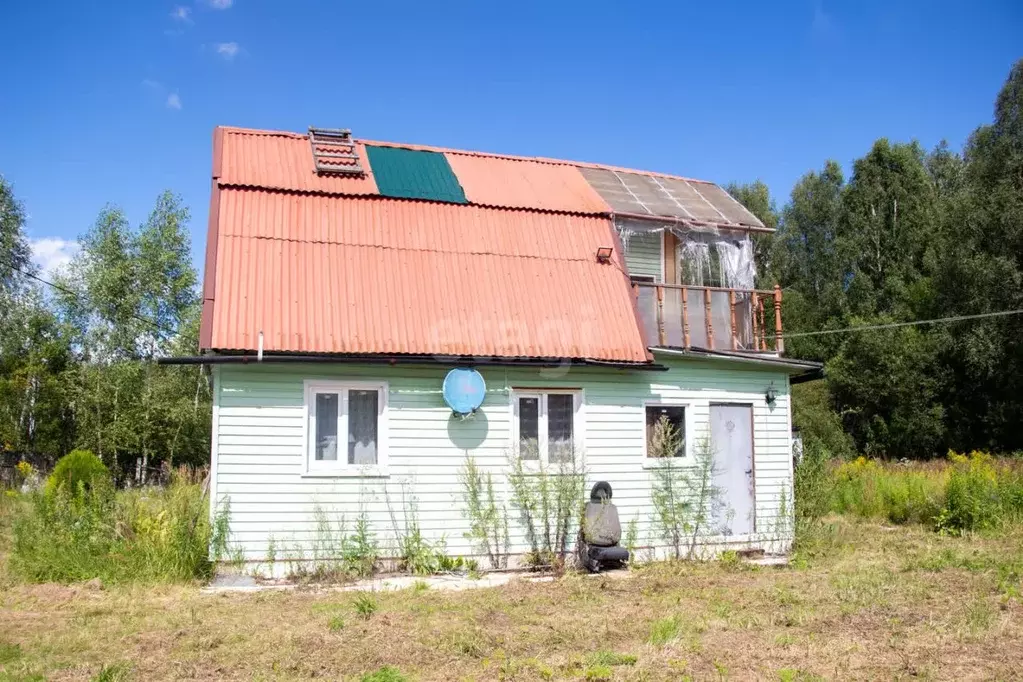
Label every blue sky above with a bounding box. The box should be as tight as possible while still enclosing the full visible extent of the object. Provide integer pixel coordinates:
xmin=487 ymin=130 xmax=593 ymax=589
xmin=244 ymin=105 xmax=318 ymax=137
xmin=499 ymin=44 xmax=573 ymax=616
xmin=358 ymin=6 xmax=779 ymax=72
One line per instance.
xmin=2 ymin=0 xmax=1021 ymax=275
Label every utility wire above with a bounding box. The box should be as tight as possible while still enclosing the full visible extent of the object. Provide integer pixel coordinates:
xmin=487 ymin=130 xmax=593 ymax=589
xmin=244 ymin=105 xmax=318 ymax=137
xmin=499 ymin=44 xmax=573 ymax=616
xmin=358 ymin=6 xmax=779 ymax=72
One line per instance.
xmin=8 ymin=257 xmax=1022 ymax=346
xmin=776 ymin=308 xmax=1023 ymax=340
xmin=2 ymin=259 xmax=186 ymax=339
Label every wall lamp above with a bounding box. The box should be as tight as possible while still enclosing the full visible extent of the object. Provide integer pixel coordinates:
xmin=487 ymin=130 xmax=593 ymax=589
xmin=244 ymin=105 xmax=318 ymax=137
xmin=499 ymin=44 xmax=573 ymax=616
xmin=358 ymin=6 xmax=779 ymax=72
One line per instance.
xmin=595 ymin=246 xmax=614 ymax=263
xmin=765 ymin=382 xmax=777 ymax=406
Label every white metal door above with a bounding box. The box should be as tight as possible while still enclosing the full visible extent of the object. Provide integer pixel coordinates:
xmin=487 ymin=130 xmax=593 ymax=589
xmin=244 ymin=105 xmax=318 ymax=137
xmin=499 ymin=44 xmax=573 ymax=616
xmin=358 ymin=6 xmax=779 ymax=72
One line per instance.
xmin=710 ymin=404 xmax=755 ymax=536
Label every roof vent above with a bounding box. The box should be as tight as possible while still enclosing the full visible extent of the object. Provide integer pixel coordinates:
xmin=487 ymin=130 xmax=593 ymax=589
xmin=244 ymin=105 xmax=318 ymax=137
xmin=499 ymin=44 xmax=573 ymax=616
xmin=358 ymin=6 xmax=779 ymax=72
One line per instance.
xmin=309 ymin=126 xmax=364 ymax=175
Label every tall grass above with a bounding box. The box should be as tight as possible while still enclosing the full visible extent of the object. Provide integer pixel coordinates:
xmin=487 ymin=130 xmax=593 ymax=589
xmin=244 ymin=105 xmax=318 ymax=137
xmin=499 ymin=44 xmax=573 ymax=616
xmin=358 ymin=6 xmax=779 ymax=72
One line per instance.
xmin=9 ymin=467 xmax=223 ymax=584
xmin=829 ymin=452 xmax=1023 ymax=533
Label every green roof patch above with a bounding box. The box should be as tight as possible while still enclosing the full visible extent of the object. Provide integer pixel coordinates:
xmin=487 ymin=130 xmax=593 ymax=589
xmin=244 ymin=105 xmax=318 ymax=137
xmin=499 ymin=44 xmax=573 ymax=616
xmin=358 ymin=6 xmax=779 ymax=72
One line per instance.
xmin=365 ymin=145 xmax=467 ymax=204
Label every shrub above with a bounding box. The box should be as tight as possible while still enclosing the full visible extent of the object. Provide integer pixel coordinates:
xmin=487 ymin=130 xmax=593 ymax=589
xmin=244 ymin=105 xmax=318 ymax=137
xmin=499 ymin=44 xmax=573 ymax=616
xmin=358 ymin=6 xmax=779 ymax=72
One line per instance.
xmin=507 ymin=446 xmax=586 ymax=569
xmin=46 ymin=449 xmax=109 ymax=497
xmin=936 ymin=451 xmax=1003 ymax=533
xmin=10 ymin=467 xmax=219 ymax=584
xmin=830 ymin=457 xmax=943 ymax=525
xmin=459 ymin=455 xmax=509 ymax=569
xmin=649 ymin=419 xmax=725 ymax=560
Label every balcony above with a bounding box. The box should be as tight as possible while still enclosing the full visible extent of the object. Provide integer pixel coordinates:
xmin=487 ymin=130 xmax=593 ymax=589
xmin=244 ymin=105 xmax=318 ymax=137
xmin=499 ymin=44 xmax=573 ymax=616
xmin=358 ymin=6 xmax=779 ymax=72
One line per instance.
xmin=632 ymin=281 xmax=784 ymax=354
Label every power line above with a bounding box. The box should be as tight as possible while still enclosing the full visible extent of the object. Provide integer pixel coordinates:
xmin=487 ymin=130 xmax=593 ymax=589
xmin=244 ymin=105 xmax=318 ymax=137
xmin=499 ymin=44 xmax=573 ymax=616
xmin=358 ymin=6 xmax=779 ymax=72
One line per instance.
xmin=2 ymin=259 xmax=186 ymax=339
xmin=778 ymin=308 xmax=1023 ymax=340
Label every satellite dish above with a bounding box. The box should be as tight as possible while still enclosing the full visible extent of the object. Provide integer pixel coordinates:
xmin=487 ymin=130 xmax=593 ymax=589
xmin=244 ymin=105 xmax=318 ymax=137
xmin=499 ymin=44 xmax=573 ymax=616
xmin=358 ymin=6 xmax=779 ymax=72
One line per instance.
xmin=443 ymin=368 xmax=486 ymax=416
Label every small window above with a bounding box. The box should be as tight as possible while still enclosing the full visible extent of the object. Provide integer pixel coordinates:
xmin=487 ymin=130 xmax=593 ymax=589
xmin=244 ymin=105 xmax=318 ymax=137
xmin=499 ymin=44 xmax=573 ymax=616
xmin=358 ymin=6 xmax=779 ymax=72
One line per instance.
xmin=645 ymin=404 xmax=686 ymax=458
xmin=306 ymin=381 xmax=387 ymax=473
xmin=513 ymin=391 xmax=581 ymax=465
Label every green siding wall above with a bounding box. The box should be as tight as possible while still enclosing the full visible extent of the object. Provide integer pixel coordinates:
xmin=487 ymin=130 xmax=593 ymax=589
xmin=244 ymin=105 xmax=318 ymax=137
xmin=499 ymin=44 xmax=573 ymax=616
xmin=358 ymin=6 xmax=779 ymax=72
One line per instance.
xmin=623 ymin=230 xmax=663 ymax=281
xmin=211 ymin=356 xmax=793 ymax=567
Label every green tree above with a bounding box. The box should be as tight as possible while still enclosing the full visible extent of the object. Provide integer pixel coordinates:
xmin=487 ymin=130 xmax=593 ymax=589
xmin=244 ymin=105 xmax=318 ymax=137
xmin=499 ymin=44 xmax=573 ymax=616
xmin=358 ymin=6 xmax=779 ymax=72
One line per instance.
xmin=57 ymin=192 xmax=209 ymax=474
xmin=929 ymin=59 xmax=1023 ymax=451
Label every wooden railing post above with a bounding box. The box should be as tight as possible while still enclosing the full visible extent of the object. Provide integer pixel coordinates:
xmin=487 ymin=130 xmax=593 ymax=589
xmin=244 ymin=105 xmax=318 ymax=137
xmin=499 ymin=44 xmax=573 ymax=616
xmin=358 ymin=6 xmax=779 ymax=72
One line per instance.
xmin=704 ymin=288 xmax=714 ymax=349
xmin=751 ymin=291 xmax=760 ymax=351
xmin=773 ymin=284 xmax=784 ymax=354
xmin=681 ymin=287 xmax=691 ymax=349
xmin=656 ymin=285 xmax=666 ymax=346
xmin=729 ymin=290 xmax=738 ymax=350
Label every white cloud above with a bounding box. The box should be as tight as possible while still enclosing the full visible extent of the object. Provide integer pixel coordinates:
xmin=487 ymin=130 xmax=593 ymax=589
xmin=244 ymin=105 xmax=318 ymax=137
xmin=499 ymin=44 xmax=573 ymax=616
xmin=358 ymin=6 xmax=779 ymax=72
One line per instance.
xmin=215 ymin=42 xmax=240 ymax=59
xmin=170 ymin=6 xmax=192 ymax=22
xmin=141 ymin=78 xmax=162 ymax=90
xmin=207 ymin=0 xmax=233 ymax=9
xmin=166 ymin=93 xmax=182 ymax=110
xmin=30 ymin=238 xmax=79 ymax=278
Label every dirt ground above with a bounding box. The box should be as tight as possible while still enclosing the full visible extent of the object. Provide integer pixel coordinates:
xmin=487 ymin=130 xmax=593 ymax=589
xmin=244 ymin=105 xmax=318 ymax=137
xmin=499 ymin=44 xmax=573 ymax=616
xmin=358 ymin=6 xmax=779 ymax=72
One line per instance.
xmin=1 ymin=520 xmax=1021 ymax=681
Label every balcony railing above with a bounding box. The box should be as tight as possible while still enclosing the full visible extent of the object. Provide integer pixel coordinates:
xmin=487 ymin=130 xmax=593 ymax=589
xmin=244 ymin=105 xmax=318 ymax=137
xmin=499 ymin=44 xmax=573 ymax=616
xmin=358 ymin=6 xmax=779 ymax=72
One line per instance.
xmin=632 ymin=281 xmax=784 ymax=353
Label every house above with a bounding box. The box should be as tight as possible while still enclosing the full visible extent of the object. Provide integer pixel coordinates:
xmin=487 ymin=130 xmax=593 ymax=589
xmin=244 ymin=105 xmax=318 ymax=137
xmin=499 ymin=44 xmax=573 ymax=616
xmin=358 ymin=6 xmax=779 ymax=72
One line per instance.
xmin=170 ymin=126 xmax=821 ymax=573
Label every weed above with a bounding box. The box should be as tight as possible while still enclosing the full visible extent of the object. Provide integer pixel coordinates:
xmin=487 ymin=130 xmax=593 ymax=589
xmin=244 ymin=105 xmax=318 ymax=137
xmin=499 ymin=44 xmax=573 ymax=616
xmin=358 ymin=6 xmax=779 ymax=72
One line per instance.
xmin=328 ymin=614 xmax=345 ymax=632
xmin=307 ymin=505 xmax=378 ymax=580
xmin=584 ymin=664 xmax=613 ymax=681
xmin=353 ymin=593 xmax=377 ymax=618
xmin=623 ymin=515 xmax=640 ymax=563
xmin=459 ymin=455 xmax=510 ymax=569
xmin=507 ymin=447 xmax=586 ymax=568
xmin=411 ymin=579 xmax=429 ymax=593
xmin=777 ymin=669 xmax=824 ymax=682
xmin=649 ymin=425 xmax=727 ymax=560
xmin=0 ymin=642 xmax=22 ymax=664
xmin=587 ymin=650 xmax=637 ymax=667
xmin=359 ymin=666 xmax=407 ymax=682
xmin=648 ymin=616 xmax=682 ymax=646
xmin=91 ymin=662 xmax=133 ymax=682
xmin=10 ymin=469 xmax=220 ymax=584
xmin=719 ymin=550 xmax=741 ymax=570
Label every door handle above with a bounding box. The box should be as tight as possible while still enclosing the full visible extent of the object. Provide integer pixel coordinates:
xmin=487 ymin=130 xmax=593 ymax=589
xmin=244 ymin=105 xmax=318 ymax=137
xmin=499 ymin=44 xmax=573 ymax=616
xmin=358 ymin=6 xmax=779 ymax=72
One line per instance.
xmin=745 ymin=469 xmax=753 ymax=476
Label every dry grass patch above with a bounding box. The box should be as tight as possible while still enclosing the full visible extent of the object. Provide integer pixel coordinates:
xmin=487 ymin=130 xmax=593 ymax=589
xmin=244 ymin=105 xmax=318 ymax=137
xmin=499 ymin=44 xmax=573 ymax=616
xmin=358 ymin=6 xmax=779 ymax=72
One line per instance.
xmin=0 ymin=520 xmax=1021 ymax=680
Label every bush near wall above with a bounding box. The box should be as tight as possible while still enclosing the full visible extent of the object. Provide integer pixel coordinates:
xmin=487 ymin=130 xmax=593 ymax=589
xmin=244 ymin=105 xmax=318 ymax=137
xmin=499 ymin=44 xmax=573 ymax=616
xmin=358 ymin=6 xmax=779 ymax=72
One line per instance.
xmin=9 ymin=461 xmax=220 ymax=584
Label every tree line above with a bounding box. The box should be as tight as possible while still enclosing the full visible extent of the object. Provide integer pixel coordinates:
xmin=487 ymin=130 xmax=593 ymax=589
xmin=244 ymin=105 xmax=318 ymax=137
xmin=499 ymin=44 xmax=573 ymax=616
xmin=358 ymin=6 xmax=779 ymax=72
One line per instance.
xmin=2 ymin=60 xmax=1022 ymax=469
xmin=728 ymin=59 xmax=1023 ymax=458
xmin=0 ymin=188 xmax=210 ymax=478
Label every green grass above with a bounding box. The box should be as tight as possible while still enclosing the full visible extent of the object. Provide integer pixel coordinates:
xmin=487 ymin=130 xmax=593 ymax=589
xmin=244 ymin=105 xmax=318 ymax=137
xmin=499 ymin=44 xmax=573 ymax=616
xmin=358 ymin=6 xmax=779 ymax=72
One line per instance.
xmin=6 ymin=468 xmax=224 ymax=585
xmin=0 ymin=520 xmax=1021 ymax=680
xmin=648 ymin=616 xmax=683 ymax=646
xmin=829 ymin=452 xmax=1023 ymax=532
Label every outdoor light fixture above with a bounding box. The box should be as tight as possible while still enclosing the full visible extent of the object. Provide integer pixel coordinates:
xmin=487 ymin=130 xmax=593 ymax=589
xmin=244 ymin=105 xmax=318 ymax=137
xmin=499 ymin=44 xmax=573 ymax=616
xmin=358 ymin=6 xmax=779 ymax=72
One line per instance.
xmin=765 ymin=382 xmax=777 ymax=406
xmin=595 ymin=246 xmax=614 ymax=263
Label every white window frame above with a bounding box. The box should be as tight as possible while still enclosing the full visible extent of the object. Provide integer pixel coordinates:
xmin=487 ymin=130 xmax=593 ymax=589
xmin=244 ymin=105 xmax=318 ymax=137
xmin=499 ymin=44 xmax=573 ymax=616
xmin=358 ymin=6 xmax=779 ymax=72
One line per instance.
xmin=642 ymin=399 xmax=692 ymax=463
xmin=510 ymin=389 xmax=584 ymax=466
xmin=303 ymin=380 xmax=389 ymax=477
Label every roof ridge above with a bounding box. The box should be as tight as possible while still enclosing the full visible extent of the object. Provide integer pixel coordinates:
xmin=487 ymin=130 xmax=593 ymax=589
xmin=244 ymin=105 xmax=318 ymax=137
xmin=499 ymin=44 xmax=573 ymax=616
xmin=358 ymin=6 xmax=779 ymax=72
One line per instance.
xmin=359 ymin=137 xmax=713 ymax=184
xmin=214 ymin=125 xmax=713 ymax=184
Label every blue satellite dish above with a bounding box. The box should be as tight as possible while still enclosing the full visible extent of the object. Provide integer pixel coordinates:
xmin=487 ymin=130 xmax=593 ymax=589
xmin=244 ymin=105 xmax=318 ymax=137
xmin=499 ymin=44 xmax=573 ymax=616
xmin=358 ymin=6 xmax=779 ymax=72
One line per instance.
xmin=443 ymin=368 xmax=486 ymax=415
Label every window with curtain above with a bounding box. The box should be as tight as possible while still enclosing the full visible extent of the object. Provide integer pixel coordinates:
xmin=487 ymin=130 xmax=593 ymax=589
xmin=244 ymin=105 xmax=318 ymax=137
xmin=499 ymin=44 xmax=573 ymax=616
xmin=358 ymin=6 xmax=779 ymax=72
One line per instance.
xmin=306 ymin=382 xmax=387 ymax=473
xmin=513 ymin=391 xmax=580 ymax=465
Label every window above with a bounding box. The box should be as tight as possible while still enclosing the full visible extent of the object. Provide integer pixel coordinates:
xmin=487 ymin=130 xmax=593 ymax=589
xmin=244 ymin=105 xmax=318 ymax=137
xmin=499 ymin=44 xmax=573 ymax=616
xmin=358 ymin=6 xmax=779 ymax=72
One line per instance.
xmin=513 ymin=391 xmax=581 ymax=465
xmin=305 ymin=381 xmax=387 ymax=474
xmin=645 ymin=404 xmax=686 ymax=458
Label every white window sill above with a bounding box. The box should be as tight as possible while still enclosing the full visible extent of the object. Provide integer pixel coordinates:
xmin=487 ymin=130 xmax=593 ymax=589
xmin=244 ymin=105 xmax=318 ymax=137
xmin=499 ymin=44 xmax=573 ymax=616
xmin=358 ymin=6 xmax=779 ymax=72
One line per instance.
xmin=642 ymin=458 xmax=687 ymax=469
xmin=301 ymin=468 xmax=390 ymax=479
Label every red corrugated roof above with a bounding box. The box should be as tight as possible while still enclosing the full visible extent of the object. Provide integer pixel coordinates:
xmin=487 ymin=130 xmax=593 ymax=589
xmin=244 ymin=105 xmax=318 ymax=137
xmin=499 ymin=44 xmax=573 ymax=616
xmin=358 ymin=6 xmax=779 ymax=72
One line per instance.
xmin=205 ymin=186 xmax=649 ymax=361
xmin=201 ymin=126 xmax=696 ymax=362
xmin=444 ymin=152 xmax=610 ymax=214
xmin=219 ymin=127 xmax=378 ymax=195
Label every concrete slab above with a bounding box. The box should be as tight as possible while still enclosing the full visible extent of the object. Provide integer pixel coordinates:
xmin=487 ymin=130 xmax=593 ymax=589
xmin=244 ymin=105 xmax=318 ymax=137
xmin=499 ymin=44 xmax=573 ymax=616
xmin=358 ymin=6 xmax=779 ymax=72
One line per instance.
xmin=201 ymin=567 xmax=635 ymax=595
